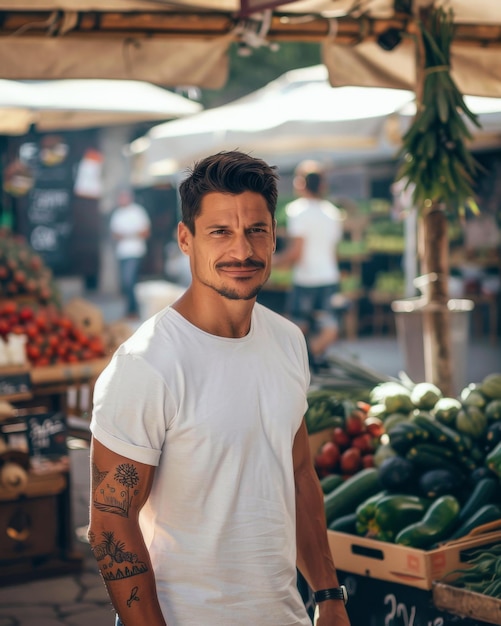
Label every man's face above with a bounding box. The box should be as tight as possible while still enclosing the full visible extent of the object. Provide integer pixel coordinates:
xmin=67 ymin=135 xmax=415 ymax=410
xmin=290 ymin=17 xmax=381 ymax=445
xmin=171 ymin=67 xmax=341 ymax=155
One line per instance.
xmin=178 ymin=191 xmax=276 ymax=301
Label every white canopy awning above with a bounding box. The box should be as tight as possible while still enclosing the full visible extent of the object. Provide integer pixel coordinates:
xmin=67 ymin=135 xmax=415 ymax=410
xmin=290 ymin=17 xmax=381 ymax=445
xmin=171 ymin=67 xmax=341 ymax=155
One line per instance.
xmin=0 ymin=2 xmax=499 ymax=92
xmin=0 ymin=79 xmax=202 ymax=135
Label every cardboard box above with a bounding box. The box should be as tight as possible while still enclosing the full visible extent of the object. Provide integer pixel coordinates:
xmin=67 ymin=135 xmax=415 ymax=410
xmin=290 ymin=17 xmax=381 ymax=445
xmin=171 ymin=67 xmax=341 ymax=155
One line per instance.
xmin=327 ymin=529 xmax=501 ymax=590
xmin=433 ymin=582 xmax=501 ymax=624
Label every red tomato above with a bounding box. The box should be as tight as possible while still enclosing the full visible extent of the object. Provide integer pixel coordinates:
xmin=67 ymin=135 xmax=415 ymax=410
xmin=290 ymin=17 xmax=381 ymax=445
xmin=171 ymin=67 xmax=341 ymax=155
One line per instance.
xmin=24 ymin=323 xmax=39 ymax=340
xmin=315 ymin=441 xmax=340 ymax=471
xmin=339 ymin=447 xmax=362 ymax=475
xmin=2 ymin=301 xmax=17 ymax=315
xmin=35 ymin=314 xmax=49 ymax=331
xmin=26 ymin=345 xmax=41 ymax=361
xmin=19 ymin=306 xmax=34 ymax=322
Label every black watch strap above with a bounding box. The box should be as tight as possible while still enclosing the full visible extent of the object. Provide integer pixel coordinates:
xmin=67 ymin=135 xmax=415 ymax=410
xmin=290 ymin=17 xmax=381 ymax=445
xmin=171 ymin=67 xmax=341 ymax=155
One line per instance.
xmin=313 ymin=585 xmax=348 ymax=604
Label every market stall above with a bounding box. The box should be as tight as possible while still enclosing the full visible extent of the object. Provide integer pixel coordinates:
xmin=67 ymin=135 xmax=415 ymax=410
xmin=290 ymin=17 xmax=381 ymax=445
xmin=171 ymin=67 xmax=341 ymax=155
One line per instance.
xmin=0 ymin=229 xmax=120 ymax=584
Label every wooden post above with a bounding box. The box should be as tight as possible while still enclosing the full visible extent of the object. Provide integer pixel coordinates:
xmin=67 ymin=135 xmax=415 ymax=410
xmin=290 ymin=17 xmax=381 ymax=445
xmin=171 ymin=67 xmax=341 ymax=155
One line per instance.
xmin=419 ymin=206 xmax=453 ymax=396
xmin=414 ymin=8 xmax=453 ymax=396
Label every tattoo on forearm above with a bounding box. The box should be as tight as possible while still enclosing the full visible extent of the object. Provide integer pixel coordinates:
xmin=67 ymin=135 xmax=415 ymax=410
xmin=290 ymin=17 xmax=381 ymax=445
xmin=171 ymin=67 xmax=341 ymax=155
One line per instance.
xmin=127 ymin=586 xmax=140 ymax=607
xmin=92 ymin=531 xmax=148 ymax=581
xmin=92 ymin=462 xmax=140 ymax=518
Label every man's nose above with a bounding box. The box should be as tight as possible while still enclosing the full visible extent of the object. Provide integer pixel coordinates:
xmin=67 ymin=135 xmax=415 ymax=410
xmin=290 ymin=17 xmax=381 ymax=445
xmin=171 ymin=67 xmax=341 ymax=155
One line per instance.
xmin=231 ymin=233 xmax=253 ymax=259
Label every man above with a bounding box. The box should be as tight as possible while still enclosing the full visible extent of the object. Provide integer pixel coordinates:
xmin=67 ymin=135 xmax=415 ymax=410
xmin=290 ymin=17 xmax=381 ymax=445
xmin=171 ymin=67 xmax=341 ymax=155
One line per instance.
xmin=274 ymin=161 xmax=344 ymax=369
xmin=110 ymin=190 xmax=151 ymax=318
xmin=88 ymin=151 xmax=350 ymax=626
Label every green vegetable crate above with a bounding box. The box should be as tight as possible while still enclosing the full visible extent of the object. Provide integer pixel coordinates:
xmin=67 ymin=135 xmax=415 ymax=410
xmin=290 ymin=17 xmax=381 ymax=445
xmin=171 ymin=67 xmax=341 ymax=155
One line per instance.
xmin=327 ymin=525 xmax=501 ymax=591
xmin=433 ymin=582 xmax=501 ymax=624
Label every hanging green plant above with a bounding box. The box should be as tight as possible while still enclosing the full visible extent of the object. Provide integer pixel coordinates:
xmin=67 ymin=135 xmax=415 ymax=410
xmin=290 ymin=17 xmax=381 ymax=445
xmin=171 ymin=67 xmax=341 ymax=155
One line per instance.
xmin=396 ymin=7 xmax=482 ymax=217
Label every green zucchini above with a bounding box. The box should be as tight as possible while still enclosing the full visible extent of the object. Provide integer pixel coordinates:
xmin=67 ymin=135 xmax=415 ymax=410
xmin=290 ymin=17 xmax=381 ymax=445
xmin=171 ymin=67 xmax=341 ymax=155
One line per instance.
xmin=395 ymin=495 xmax=461 ymax=549
xmin=457 ymin=477 xmax=498 ymax=525
xmin=387 ymin=422 xmax=427 ymax=454
xmin=486 ymin=440 xmax=501 ymax=478
xmin=328 ymin=512 xmax=358 ymax=533
xmin=324 ymin=467 xmax=381 ymax=526
xmin=373 ymin=494 xmax=432 ymax=540
xmin=448 ymin=504 xmax=501 ymax=541
xmin=355 ymin=490 xmax=388 ymax=533
xmin=412 ymin=413 xmax=466 ymax=453
xmin=406 ymin=446 xmax=466 ymax=478
xmin=320 ymin=473 xmax=344 ymax=495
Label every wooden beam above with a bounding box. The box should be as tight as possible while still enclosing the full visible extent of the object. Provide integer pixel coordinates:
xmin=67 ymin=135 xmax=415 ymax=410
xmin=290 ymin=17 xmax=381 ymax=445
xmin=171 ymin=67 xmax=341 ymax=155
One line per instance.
xmin=1 ymin=9 xmax=501 ymax=46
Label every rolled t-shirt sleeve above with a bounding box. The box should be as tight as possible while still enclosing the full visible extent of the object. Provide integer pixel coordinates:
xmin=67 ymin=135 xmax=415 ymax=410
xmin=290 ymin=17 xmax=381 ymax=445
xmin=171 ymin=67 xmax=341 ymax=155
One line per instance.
xmin=90 ymin=353 xmax=175 ymax=466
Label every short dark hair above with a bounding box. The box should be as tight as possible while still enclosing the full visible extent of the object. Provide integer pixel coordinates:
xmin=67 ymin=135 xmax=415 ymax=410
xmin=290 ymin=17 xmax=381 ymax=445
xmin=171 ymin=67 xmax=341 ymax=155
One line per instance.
xmin=304 ymin=172 xmax=322 ymax=195
xmin=179 ymin=151 xmax=279 ymax=234
xmin=294 ymin=160 xmax=325 ymax=195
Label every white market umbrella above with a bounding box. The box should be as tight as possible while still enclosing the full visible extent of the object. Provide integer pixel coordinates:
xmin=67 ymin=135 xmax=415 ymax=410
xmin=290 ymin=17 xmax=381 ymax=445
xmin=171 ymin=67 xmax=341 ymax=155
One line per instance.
xmin=129 ymin=65 xmax=416 ymax=183
xmin=129 ymin=64 xmax=501 ymax=185
xmin=0 ymin=79 xmax=202 ymax=135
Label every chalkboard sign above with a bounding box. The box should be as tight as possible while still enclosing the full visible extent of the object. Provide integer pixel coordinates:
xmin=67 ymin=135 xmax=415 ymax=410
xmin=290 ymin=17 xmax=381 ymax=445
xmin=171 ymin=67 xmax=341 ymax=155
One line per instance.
xmin=18 ymin=134 xmax=74 ymax=272
xmin=0 ymin=370 xmax=32 ymax=400
xmin=26 ymin=411 xmax=68 ymax=460
xmin=337 ymin=571 xmax=491 ymax=626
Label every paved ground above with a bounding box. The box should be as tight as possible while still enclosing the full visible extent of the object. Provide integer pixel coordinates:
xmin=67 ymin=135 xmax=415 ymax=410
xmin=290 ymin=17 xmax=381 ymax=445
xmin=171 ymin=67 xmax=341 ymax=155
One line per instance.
xmin=0 ymin=291 xmax=499 ymax=625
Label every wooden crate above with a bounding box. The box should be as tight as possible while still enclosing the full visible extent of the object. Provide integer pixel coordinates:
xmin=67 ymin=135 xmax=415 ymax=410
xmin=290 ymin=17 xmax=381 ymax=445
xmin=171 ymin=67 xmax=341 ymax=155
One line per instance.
xmin=433 ymin=582 xmax=501 ymax=624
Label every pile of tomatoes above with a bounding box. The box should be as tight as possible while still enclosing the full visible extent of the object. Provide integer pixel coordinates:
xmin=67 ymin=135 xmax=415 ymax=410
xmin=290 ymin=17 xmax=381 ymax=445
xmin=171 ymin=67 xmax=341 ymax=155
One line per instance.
xmin=0 ymin=300 xmax=106 ymax=367
xmin=313 ymin=403 xmax=385 ymax=478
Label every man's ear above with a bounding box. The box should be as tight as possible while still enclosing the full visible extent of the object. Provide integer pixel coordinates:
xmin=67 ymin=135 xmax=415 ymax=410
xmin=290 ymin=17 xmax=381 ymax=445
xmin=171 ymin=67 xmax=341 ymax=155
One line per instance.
xmin=272 ymin=219 xmax=277 ymax=252
xmin=177 ymin=221 xmax=191 ymax=256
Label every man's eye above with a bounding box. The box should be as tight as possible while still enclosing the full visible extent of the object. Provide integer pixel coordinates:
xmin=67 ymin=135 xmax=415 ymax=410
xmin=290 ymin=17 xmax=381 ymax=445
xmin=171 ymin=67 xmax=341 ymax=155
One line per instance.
xmin=249 ymin=227 xmax=267 ymax=234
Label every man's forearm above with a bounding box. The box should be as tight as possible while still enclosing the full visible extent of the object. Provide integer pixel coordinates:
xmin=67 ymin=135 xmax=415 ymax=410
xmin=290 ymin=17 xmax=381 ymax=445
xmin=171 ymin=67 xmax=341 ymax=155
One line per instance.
xmin=295 ymin=464 xmax=339 ymax=590
xmin=295 ymin=465 xmax=351 ymax=625
xmin=89 ymin=523 xmax=166 ymax=626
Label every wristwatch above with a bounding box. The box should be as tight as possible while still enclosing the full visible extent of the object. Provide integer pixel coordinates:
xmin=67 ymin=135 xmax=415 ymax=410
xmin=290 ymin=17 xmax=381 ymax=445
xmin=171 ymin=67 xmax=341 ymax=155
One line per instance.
xmin=313 ymin=585 xmax=348 ymax=605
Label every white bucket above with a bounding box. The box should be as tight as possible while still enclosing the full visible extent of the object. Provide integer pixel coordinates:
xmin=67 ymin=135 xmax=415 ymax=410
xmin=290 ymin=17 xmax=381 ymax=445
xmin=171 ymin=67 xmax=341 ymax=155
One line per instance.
xmin=134 ymin=280 xmax=185 ymax=321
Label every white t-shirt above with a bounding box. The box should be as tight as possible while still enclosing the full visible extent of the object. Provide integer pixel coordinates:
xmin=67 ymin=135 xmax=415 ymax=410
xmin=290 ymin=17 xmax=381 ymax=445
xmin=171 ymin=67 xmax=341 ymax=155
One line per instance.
xmin=110 ymin=202 xmax=151 ymax=259
xmin=90 ymin=303 xmax=311 ymax=626
xmin=286 ymin=197 xmax=343 ymax=287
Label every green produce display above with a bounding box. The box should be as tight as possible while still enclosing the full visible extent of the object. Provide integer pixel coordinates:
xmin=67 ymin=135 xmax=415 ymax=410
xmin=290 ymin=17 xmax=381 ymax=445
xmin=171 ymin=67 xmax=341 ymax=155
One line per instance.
xmin=313 ymin=370 xmax=501 ymax=549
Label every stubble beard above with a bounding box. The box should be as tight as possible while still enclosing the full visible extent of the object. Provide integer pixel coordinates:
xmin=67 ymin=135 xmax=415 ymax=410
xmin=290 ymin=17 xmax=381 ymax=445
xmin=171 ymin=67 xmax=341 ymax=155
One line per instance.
xmin=202 ymin=259 xmax=269 ymax=301
xmin=205 ymin=279 xmax=265 ymax=301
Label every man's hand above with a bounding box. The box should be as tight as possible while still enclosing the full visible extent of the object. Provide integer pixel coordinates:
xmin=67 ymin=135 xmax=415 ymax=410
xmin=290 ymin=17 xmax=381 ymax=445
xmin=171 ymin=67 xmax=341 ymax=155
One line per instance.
xmin=313 ymin=601 xmax=351 ymax=626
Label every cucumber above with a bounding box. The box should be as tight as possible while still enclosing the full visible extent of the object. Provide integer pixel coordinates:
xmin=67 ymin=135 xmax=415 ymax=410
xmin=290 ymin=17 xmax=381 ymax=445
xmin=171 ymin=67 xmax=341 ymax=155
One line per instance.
xmin=324 ymin=468 xmax=381 ymax=526
xmin=412 ymin=413 xmax=466 ymax=453
xmin=328 ymin=512 xmax=358 ymax=533
xmin=320 ymin=473 xmax=344 ymax=495
xmin=457 ymin=477 xmax=498 ymax=525
xmin=395 ymin=495 xmax=461 ymax=549
xmin=448 ymin=504 xmax=501 ymax=540
xmin=406 ymin=447 xmax=466 ymax=478
xmin=388 ymin=422 xmax=427 ymax=455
